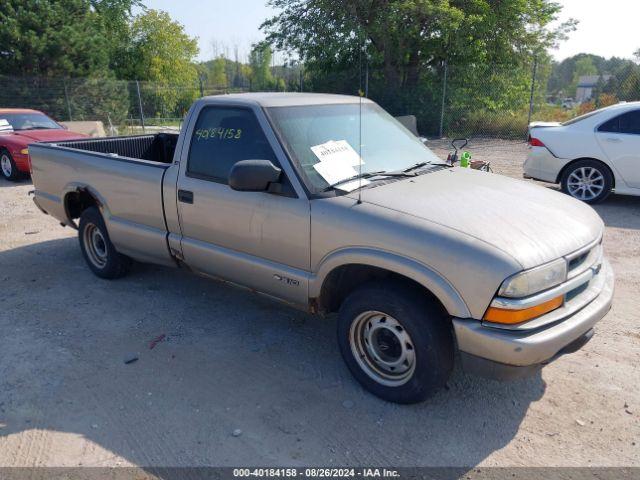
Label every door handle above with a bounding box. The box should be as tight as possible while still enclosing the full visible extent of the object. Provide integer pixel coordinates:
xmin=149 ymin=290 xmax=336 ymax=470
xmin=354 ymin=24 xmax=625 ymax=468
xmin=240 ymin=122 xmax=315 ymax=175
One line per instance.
xmin=178 ymin=189 xmax=194 ymax=204
xmin=605 ymin=137 xmax=622 ymax=143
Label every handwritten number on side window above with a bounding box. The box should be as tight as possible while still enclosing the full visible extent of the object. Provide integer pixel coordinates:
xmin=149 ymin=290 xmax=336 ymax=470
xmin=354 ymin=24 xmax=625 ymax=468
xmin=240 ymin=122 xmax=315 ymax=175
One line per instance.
xmin=195 ymin=128 xmax=243 ymax=141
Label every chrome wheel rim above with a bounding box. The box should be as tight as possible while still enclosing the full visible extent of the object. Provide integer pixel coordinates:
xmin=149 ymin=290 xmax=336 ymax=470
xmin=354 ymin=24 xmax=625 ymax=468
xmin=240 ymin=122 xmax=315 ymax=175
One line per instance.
xmin=1 ymin=155 xmax=12 ymax=177
xmin=83 ymin=223 xmax=108 ymax=268
xmin=349 ymin=311 xmax=416 ymax=387
xmin=567 ymin=167 xmax=605 ymax=201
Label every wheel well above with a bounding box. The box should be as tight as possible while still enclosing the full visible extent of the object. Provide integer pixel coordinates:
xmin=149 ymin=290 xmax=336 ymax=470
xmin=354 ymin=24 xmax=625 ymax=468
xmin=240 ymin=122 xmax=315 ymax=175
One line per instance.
xmin=557 ymin=158 xmax=615 ymax=188
xmin=317 ymin=264 xmax=447 ymax=316
xmin=64 ymin=189 xmax=100 ymax=224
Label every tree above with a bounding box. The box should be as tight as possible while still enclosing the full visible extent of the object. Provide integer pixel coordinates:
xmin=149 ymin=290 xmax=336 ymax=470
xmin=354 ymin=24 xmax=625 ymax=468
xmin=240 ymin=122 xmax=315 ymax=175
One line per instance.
xmin=199 ymin=57 xmax=228 ymax=88
xmin=120 ymin=10 xmax=199 ymax=84
xmin=119 ymin=10 xmax=200 ymax=115
xmin=261 ymin=0 xmax=575 ymax=91
xmin=635 ymin=48 xmax=640 ymax=63
xmin=0 ymin=0 xmax=110 ymax=77
xmin=248 ymin=43 xmax=275 ymax=90
xmin=91 ymin=0 xmax=143 ymax=74
xmin=0 ymin=0 xmax=142 ymax=77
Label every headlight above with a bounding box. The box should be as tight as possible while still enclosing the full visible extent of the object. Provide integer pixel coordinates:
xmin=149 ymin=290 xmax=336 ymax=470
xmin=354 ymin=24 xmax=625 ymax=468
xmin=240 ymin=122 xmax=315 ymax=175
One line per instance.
xmin=20 ymin=148 xmax=29 ymax=155
xmin=498 ymin=258 xmax=567 ymax=298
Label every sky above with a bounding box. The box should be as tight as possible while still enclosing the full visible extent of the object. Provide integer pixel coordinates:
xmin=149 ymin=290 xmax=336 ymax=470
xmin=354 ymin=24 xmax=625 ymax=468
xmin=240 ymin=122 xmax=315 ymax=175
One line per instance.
xmin=551 ymin=0 xmax=639 ymax=61
xmin=140 ymin=0 xmax=640 ymax=63
xmin=139 ymin=0 xmax=277 ymax=62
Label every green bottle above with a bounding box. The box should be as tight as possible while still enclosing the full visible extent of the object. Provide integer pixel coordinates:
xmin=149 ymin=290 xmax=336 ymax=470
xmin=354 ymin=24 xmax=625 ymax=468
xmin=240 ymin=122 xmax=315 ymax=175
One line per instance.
xmin=460 ymin=151 xmax=471 ymax=168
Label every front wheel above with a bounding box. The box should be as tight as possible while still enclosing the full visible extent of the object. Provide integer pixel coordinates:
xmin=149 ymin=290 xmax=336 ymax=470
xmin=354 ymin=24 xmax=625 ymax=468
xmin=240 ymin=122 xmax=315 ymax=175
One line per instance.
xmin=1 ymin=149 xmax=22 ymax=181
xmin=337 ymin=281 xmax=453 ymax=404
xmin=560 ymin=160 xmax=613 ymax=204
xmin=78 ymin=207 xmax=132 ymax=279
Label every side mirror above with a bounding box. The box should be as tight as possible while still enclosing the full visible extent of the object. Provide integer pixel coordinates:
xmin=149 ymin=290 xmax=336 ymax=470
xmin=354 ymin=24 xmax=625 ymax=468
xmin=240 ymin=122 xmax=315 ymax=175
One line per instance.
xmin=229 ymin=159 xmax=282 ymax=192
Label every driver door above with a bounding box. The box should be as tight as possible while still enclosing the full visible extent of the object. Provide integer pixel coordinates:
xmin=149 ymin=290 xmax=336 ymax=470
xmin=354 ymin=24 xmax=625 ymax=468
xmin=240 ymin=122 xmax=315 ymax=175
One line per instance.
xmin=176 ymin=104 xmax=310 ymax=305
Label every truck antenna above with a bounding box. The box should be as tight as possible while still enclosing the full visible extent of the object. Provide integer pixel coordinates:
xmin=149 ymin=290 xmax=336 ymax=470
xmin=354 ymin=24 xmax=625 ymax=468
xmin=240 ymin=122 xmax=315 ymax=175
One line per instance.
xmin=357 ymin=40 xmax=364 ymax=205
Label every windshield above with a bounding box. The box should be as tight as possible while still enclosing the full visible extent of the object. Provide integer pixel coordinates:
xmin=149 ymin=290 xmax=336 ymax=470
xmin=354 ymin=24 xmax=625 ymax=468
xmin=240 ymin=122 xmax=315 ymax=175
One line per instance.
xmin=0 ymin=112 xmax=62 ymax=131
xmin=266 ymin=102 xmax=444 ymax=193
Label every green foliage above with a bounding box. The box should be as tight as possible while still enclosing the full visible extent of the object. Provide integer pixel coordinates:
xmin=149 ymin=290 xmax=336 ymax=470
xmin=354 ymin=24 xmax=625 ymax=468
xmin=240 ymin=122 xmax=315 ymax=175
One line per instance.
xmin=0 ymin=0 xmax=110 ymax=76
xmin=66 ymin=78 xmax=130 ymax=125
xmin=120 ymin=10 xmax=199 ymax=83
xmin=202 ymin=58 xmax=229 ymax=88
xmin=262 ymin=0 xmax=573 ymax=88
xmin=545 ymin=53 xmax=640 ymax=118
xmin=261 ymin=0 xmax=574 ymax=136
xmin=120 ymin=10 xmax=200 ymax=116
xmin=249 ymin=43 xmax=275 ymax=90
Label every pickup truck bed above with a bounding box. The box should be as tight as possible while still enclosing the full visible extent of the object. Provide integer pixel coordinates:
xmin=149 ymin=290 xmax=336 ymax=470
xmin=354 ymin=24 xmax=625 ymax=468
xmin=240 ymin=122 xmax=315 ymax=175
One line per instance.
xmin=52 ymin=133 xmax=179 ymax=164
xmin=30 ymin=133 xmax=180 ymax=266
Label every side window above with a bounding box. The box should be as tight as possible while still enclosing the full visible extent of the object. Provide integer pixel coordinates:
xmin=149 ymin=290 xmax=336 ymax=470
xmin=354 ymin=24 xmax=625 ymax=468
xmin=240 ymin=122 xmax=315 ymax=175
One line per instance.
xmin=187 ymin=107 xmax=278 ymax=183
xmin=598 ymin=110 xmax=640 ymax=135
xmin=619 ymin=110 xmax=640 ymax=135
xmin=598 ymin=115 xmax=620 ymax=133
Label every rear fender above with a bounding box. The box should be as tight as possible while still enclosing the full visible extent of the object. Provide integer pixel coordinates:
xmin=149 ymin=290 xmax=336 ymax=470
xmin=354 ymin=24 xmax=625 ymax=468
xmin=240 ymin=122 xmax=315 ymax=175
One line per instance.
xmin=62 ymin=182 xmax=111 ymax=229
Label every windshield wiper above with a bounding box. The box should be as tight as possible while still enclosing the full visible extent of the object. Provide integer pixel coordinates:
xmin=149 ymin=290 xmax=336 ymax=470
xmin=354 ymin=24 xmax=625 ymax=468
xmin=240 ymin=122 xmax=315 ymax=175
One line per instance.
xmin=324 ymin=170 xmax=416 ymax=192
xmin=19 ymin=126 xmax=56 ymax=130
xmin=402 ymin=161 xmax=449 ymax=173
xmin=402 ymin=162 xmax=428 ymax=172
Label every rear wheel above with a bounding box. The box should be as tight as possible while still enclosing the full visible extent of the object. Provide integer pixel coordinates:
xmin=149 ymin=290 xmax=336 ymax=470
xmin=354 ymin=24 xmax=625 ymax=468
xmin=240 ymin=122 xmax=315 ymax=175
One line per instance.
xmin=0 ymin=149 xmax=22 ymax=181
xmin=560 ymin=160 xmax=613 ymax=204
xmin=78 ymin=207 xmax=132 ymax=279
xmin=337 ymin=281 xmax=453 ymax=404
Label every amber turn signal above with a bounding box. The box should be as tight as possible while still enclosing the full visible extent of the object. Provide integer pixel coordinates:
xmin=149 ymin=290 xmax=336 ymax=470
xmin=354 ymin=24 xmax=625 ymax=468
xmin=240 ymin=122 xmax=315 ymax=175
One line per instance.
xmin=483 ymin=295 xmax=564 ymax=325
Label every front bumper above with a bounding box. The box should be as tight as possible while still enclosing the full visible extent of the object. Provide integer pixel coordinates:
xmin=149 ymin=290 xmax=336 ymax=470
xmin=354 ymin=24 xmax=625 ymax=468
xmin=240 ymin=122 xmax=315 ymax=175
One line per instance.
xmin=452 ymin=258 xmax=614 ymax=380
xmin=11 ymin=152 xmax=31 ymax=173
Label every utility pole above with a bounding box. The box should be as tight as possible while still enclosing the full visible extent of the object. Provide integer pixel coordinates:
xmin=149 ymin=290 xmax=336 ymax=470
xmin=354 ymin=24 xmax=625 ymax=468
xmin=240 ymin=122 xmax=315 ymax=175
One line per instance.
xmin=439 ymin=60 xmax=448 ymax=138
xmin=63 ymin=80 xmax=72 ymax=121
xmin=136 ymin=80 xmax=145 ymax=133
xmin=527 ymin=56 xmax=539 ymax=130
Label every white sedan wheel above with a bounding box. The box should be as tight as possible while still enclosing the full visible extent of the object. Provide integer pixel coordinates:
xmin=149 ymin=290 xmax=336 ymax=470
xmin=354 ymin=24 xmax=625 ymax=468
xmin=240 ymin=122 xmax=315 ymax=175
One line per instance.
xmin=566 ymin=166 xmax=605 ymax=202
xmin=561 ymin=160 xmax=613 ymax=204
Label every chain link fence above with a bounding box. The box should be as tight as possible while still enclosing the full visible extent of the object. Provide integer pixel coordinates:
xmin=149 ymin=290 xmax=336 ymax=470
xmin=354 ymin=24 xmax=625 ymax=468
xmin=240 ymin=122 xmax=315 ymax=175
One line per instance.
xmin=1 ymin=59 xmax=638 ymax=142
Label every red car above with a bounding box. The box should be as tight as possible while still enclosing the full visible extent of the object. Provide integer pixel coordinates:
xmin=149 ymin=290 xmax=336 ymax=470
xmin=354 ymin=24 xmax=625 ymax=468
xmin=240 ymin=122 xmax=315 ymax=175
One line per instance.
xmin=0 ymin=108 xmax=88 ymax=181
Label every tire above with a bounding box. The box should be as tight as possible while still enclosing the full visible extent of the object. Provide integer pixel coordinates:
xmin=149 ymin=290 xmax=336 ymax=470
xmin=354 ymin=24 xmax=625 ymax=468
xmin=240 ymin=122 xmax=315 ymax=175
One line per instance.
xmin=337 ymin=281 xmax=454 ymax=404
xmin=560 ymin=159 xmax=613 ymax=204
xmin=1 ymin=149 xmax=22 ymax=182
xmin=78 ymin=207 xmax=132 ymax=279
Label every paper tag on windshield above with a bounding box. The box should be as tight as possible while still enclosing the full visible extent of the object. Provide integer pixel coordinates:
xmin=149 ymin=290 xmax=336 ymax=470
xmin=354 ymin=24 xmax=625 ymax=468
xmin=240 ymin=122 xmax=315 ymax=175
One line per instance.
xmin=313 ymin=158 xmax=358 ymax=185
xmin=310 ymin=140 xmax=363 ymax=167
xmin=0 ymin=119 xmax=12 ymax=132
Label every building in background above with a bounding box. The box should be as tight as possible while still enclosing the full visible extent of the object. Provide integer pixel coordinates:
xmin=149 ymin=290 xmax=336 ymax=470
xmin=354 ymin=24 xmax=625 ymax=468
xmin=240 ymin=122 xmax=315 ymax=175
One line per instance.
xmin=576 ymin=75 xmax=612 ymax=103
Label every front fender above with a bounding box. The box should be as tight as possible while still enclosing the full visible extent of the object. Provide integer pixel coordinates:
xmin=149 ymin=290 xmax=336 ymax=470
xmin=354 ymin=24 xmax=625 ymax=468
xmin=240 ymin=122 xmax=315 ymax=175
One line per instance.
xmin=309 ymin=247 xmax=471 ymax=319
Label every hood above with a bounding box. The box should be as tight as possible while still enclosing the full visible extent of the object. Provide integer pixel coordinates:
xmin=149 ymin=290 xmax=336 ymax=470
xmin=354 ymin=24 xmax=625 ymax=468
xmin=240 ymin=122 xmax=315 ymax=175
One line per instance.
xmin=356 ymin=168 xmax=603 ymax=269
xmin=10 ymin=129 xmax=88 ymax=143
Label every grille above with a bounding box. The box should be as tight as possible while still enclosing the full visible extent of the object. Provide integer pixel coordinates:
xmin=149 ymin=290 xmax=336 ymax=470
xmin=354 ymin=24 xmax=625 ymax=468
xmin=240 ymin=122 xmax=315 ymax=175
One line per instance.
xmin=567 ymin=242 xmax=602 ymax=280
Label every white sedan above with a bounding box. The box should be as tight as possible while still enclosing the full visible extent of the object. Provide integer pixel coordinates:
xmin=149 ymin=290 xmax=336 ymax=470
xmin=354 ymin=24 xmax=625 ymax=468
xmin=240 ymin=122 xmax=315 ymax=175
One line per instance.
xmin=524 ymin=101 xmax=640 ymax=203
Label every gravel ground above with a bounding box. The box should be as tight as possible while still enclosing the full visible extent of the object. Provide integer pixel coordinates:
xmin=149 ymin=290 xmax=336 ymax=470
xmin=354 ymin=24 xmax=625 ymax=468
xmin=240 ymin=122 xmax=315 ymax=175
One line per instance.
xmin=0 ymin=140 xmax=638 ymax=468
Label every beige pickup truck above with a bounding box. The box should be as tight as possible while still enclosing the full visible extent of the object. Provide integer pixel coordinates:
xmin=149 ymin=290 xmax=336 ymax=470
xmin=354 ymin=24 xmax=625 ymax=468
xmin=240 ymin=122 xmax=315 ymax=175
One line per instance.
xmin=30 ymin=93 xmax=614 ymax=404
